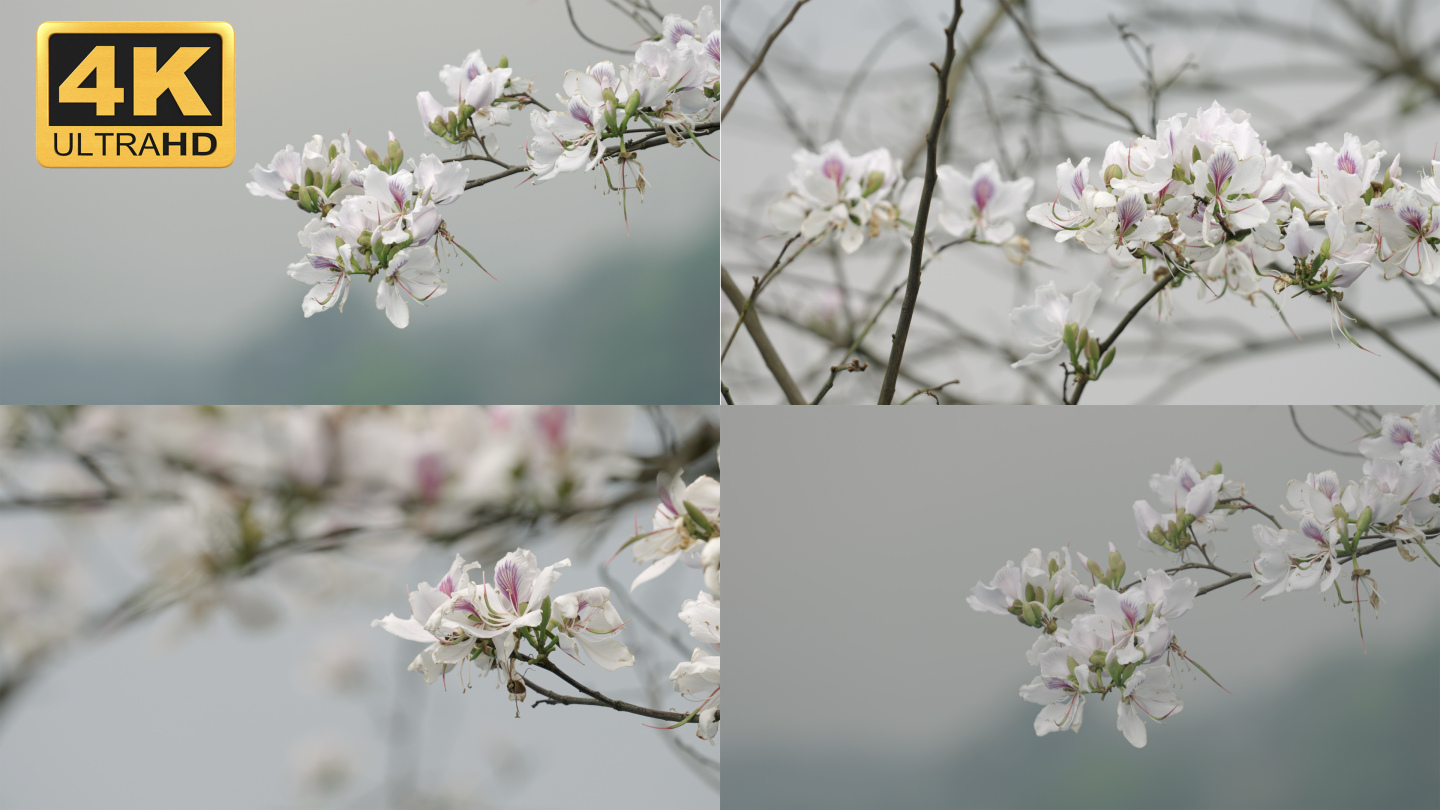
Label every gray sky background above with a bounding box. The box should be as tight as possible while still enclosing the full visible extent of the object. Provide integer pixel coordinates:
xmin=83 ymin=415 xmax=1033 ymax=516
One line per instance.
xmin=0 ymin=1 xmax=719 ymax=404
xmin=0 ymin=407 xmax=720 ymax=810
xmin=724 ymin=405 xmax=1439 ymax=808
xmin=721 ymin=0 xmax=1440 ymax=404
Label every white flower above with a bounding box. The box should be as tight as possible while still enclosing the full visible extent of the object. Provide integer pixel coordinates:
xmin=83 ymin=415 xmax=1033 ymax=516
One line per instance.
xmin=930 ymin=160 xmax=1033 ymax=243
xmin=670 ymin=648 xmax=720 ymax=743
xmin=286 ymin=220 xmax=351 ymax=318
xmin=630 ymin=470 xmax=719 ymax=591
xmin=1009 ymin=282 xmax=1101 ymax=368
xmin=1116 ymin=665 xmax=1182 ymax=748
xmin=468 ymin=548 xmax=571 ymax=661
xmin=376 ymin=247 xmax=447 ymax=329
xmin=552 ymin=586 xmax=633 ymax=671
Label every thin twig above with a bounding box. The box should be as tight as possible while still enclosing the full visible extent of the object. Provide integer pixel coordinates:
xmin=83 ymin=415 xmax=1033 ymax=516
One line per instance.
xmin=1340 ymin=305 xmax=1440 ymax=387
xmin=1289 ymin=406 xmax=1364 ymax=457
xmin=1066 ymin=271 xmax=1172 ymax=405
xmin=564 ymin=0 xmax=639 ymax=55
xmin=722 ymin=0 xmax=811 ymax=121
xmin=517 ymin=653 xmax=710 ymax=725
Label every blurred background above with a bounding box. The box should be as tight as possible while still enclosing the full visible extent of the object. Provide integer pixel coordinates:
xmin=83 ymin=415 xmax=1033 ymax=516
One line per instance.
xmin=721 ymin=0 xmax=1440 ymax=404
xmin=0 ymin=405 xmax=719 ymax=809
xmin=725 ymin=405 xmax=1439 ymax=808
xmin=0 ymin=1 xmax=719 ymax=404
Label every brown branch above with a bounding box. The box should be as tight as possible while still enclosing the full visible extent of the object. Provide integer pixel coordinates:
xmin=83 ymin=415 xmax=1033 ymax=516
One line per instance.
xmin=517 ymin=654 xmax=712 ymax=725
xmin=1066 ymin=270 xmax=1173 ymax=405
xmin=877 ymin=0 xmax=964 ymax=405
xmin=722 ymin=268 xmax=806 ymax=404
xmin=722 ymin=0 xmax=811 ymax=121
xmin=462 ymin=122 xmax=718 ymax=190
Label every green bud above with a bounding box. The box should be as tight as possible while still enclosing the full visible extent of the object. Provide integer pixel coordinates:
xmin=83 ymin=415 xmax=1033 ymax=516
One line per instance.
xmin=1085 ymin=336 xmax=1100 ymax=367
xmin=1007 ymin=600 xmax=1024 ymax=616
xmin=1021 ymin=601 xmax=1040 ymax=627
xmin=683 ymin=500 xmax=714 ymax=536
xmin=1024 ymin=583 xmax=1037 ymax=603
xmin=429 ymin=118 xmax=448 ymax=136
xmin=364 ymin=145 xmax=383 ymax=167
xmin=387 ymin=138 xmax=403 ymax=170
xmin=1141 ymin=604 xmax=1155 ymax=626
xmin=1103 ymin=164 xmax=1123 ymax=187
xmin=1120 ymin=662 xmax=1137 ymax=683
xmin=1191 ymin=145 xmax=1203 ymax=165
xmin=1088 ymin=649 xmax=1108 ymax=670
xmin=458 ymin=104 xmax=476 ymax=121
xmin=1314 ymin=236 xmax=1332 ymax=268
xmin=624 ymin=89 xmax=640 ymax=120
xmin=1114 ymin=559 xmax=1126 ymax=586
xmin=1211 ymin=461 xmax=1223 ymax=475
xmin=498 ymin=55 xmax=509 ymax=69
xmin=1332 ymin=503 xmax=1349 ymax=523
xmin=1356 ymin=506 xmax=1372 ymax=537
xmin=1062 ymin=322 xmax=1079 ymax=354
xmin=358 ymin=230 xmax=372 ymax=249
xmin=1101 ymin=346 xmax=1117 ymax=372
xmin=539 ymin=595 xmax=552 ymax=631
xmin=601 ymin=87 xmax=618 ymax=107
xmin=303 ymin=168 xmax=315 ymax=187
xmin=1108 ymin=550 xmax=1123 ymax=572
xmin=285 ymin=183 xmax=300 ymax=201
xmin=1048 ymin=558 xmax=1060 ymax=578
xmin=1066 ymin=656 xmax=1079 ymax=678
xmin=295 ymin=185 xmax=316 ymax=213
xmin=1148 ymin=526 xmax=1168 ymax=547
xmin=1179 ymin=512 xmax=1196 ymax=531
xmin=1076 ymin=328 xmax=1090 ymax=351
xmin=328 ymin=143 xmax=338 ymax=161
xmin=1086 ymin=559 xmax=1106 ymax=581
xmin=862 ymin=171 xmax=885 ymax=197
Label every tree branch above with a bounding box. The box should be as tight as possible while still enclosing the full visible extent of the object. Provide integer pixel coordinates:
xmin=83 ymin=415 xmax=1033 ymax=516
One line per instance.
xmin=517 ymin=654 xmax=712 ymax=725
xmin=878 ymin=0 xmax=964 ymax=405
xmin=722 ymin=268 xmax=806 ymax=404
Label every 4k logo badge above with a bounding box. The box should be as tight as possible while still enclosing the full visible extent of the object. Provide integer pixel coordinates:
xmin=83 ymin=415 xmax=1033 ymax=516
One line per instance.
xmin=36 ymin=21 xmax=234 ymax=168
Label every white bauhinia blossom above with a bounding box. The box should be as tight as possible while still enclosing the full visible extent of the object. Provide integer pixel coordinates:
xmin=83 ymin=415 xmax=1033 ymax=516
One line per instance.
xmin=1018 ymin=644 xmax=1088 ymax=736
xmin=1249 ymin=516 xmax=1342 ymax=598
xmin=671 ymin=591 xmax=720 ymax=743
xmin=287 ymin=220 xmax=351 ymax=317
xmin=467 ymin=548 xmax=570 ymax=661
xmin=1116 ymin=665 xmax=1182 ymax=748
xmin=701 ymin=536 xmax=721 ymax=598
xmin=1009 ymin=282 xmax=1101 ymax=368
xmin=371 ymin=554 xmax=487 ymax=683
xmin=1026 ymin=157 xmax=1116 ymax=239
xmin=376 ymin=247 xmax=447 ymax=329
xmin=1375 ymin=186 xmax=1439 ymax=284
xmin=551 ymin=586 xmax=634 ymax=671
xmin=630 ymin=470 xmax=719 ymax=591
xmin=928 ymin=160 xmax=1034 ymax=243
xmin=246 ymin=144 xmax=305 ymax=200
xmin=769 ymin=141 xmax=902 ymax=253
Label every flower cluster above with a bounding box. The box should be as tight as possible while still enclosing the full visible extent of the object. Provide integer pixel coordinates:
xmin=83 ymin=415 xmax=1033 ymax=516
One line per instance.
xmin=247 ymin=133 xmax=470 ymax=328
xmin=417 ymin=50 xmax=528 ymax=144
xmin=1025 ymin=101 xmax=1440 ymax=344
xmin=902 ymin=159 xmax=1034 ymax=245
xmin=373 ymin=549 xmax=634 ymax=693
xmin=248 ymin=7 xmax=720 ymax=326
xmin=1253 ymin=406 xmax=1440 ymax=599
xmin=1133 ymin=457 xmax=1238 ymax=554
xmin=768 ymin=141 xmax=904 ymax=253
xmin=527 ymin=7 xmax=720 ymax=185
xmin=620 ymin=469 xmax=721 ymax=742
xmin=969 ymin=547 xmax=1196 ymax=748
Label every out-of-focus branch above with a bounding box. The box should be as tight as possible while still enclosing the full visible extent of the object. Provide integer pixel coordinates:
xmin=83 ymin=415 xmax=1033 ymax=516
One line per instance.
xmin=722 ymin=0 xmax=812 ymax=121
xmin=518 ymin=653 xmax=712 ymax=725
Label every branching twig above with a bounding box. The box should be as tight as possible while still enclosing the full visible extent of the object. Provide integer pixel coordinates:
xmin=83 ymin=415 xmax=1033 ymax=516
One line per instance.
xmin=722 ymin=0 xmax=812 ymax=121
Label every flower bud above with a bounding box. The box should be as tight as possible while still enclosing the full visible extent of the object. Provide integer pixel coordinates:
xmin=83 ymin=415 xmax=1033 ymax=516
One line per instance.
xmin=861 ymin=171 xmax=886 ymax=197
xmin=1077 ymin=328 xmax=1090 ymax=352
xmin=624 ymin=89 xmax=641 ymax=120
xmin=1062 ymin=322 xmax=1079 ymax=354
xmin=364 ymin=145 xmax=383 ymax=167
xmin=1021 ymin=601 xmax=1041 ymax=627
xmin=1332 ymin=504 xmax=1349 ymax=523
xmin=1048 ymin=558 xmax=1060 ymax=578
xmin=387 ymin=138 xmax=403 ymax=170
xmin=1088 ymin=650 xmax=1108 ymax=670
xmin=1211 ymin=461 xmax=1223 ymax=475
xmin=1113 ymin=559 xmax=1126 ymax=586
xmin=1007 ymin=600 xmax=1023 ymax=616
xmin=1120 ymin=662 xmax=1137 ymax=683
xmin=1100 ymin=346 xmax=1116 ymax=372
xmin=303 ymin=168 xmax=315 ymax=187
xmin=1103 ymin=164 xmax=1123 ymax=188
xmin=1085 ymin=336 xmax=1100 ymax=368
xmin=498 ymin=55 xmax=509 ymax=69
xmin=429 ymin=118 xmax=448 ymax=136
xmin=285 ymin=184 xmax=300 ymax=200
xmin=358 ymin=230 xmax=372 ymax=249
xmin=1108 ymin=550 xmax=1123 ymax=572
xmin=1356 ymin=506 xmax=1372 ymax=537
xmin=1024 ymin=582 xmax=1037 ymax=603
